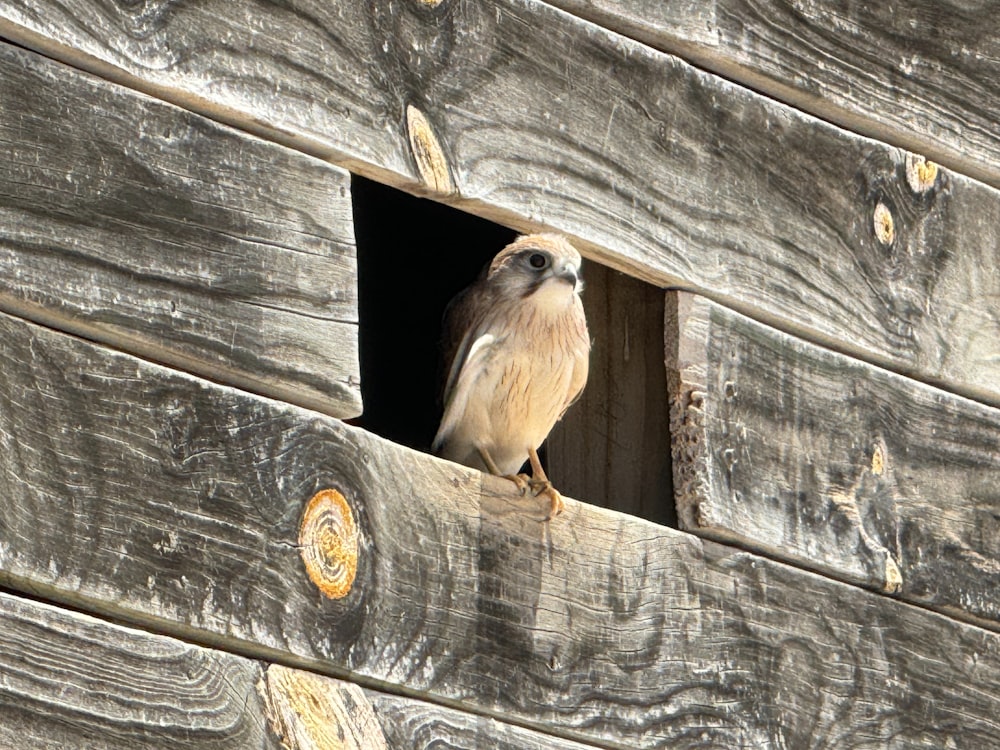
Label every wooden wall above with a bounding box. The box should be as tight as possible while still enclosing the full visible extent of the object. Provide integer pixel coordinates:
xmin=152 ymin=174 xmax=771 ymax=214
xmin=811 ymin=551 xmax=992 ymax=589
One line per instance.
xmin=1 ymin=0 xmax=999 ymax=747
xmin=6 ymin=308 xmax=1000 ymax=748
xmin=5 ymin=0 xmax=1000 ymax=405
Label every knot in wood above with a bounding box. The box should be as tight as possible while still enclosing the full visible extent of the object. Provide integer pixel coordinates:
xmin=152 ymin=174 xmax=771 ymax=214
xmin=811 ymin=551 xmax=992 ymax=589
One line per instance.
xmin=884 ymin=555 xmax=903 ymax=594
xmin=871 ymin=443 xmax=885 ymax=476
xmin=905 ymin=153 xmax=938 ymax=194
xmin=299 ymin=489 xmax=358 ymax=600
xmin=260 ymin=665 xmax=388 ymax=750
xmin=405 ymin=104 xmax=454 ymax=194
xmin=873 ymin=202 xmax=894 ymax=245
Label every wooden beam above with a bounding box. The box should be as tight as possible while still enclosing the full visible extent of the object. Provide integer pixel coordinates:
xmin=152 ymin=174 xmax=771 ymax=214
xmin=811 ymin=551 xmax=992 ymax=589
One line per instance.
xmin=546 ymin=0 xmax=1000 ymax=192
xmin=0 ymin=591 xmax=600 ymax=750
xmin=2 ymin=1 xmax=999 ymax=407
xmin=0 ymin=42 xmax=361 ymax=418
xmin=0 ymin=591 xmax=279 ymax=749
xmin=2 ymin=310 xmax=1000 ymax=748
xmin=666 ymin=290 xmax=1000 ymax=630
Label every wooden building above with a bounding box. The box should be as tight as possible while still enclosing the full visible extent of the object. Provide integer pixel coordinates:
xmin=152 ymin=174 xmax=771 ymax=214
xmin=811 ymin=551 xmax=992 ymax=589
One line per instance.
xmin=1 ymin=1 xmax=1000 ymax=747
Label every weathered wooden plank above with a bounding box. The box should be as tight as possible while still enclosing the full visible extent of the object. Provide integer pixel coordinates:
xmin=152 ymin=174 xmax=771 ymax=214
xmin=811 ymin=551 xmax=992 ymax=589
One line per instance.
xmin=0 ymin=590 xmax=277 ymax=748
xmin=547 ymin=0 xmax=1000 ymax=192
xmin=369 ymin=693 xmax=599 ymax=749
xmin=2 ymin=1 xmax=999 ymax=407
xmin=0 ymin=591 xmax=598 ymax=750
xmin=2 ymin=310 xmax=1000 ymax=748
xmin=666 ymin=290 xmax=1000 ymax=630
xmin=0 ymin=42 xmax=361 ymax=418
xmin=547 ymin=263 xmax=674 ymax=525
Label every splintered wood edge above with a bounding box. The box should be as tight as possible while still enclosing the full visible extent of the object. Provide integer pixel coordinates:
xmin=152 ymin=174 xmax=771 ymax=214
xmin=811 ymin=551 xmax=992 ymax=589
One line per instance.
xmin=299 ymin=489 xmax=359 ymax=600
xmin=260 ymin=665 xmax=388 ymax=750
xmin=665 ymin=291 xmax=713 ymax=530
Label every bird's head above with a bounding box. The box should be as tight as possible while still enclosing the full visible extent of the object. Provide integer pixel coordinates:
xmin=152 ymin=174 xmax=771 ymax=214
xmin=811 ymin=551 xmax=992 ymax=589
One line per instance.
xmin=487 ymin=234 xmax=584 ymax=309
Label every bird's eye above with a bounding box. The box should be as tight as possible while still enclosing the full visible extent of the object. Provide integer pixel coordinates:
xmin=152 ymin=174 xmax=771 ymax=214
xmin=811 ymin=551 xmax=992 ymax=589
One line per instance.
xmin=528 ymin=253 xmax=548 ymax=269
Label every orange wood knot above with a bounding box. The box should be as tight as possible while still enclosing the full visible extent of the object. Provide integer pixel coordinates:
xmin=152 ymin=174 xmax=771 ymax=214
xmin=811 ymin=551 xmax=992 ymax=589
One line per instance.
xmin=905 ymin=153 xmax=938 ymax=193
xmin=405 ymin=104 xmax=454 ymax=194
xmin=873 ymin=202 xmax=894 ymax=245
xmin=299 ymin=489 xmax=358 ymax=600
xmin=260 ymin=665 xmax=388 ymax=750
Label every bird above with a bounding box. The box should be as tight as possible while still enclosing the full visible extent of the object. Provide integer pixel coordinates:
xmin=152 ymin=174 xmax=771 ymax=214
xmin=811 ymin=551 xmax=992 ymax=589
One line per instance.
xmin=432 ymin=233 xmax=590 ymax=519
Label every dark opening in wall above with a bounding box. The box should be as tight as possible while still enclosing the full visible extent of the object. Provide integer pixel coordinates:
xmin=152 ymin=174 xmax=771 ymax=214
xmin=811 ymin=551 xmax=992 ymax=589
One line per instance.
xmin=351 ymin=175 xmax=675 ymax=528
xmin=349 ymin=174 xmax=516 ymax=453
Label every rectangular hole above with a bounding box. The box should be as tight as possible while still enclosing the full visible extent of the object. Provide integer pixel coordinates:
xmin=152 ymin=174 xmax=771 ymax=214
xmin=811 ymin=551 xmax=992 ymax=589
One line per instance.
xmin=351 ymin=174 xmax=675 ymax=528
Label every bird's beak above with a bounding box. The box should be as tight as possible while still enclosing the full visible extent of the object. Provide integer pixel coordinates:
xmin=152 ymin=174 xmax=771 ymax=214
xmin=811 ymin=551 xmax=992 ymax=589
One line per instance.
xmin=555 ymin=262 xmax=580 ymax=290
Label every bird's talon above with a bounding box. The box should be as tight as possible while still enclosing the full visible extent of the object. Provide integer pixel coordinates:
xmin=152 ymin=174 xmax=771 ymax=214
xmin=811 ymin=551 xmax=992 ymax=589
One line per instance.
xmin=527 ymin=478 xmax=548 ymax=496
xmin=502 ymin=473 xmax=530 ymax=496
xmin=527 ymin=480 xmax=563 ymax=520
xmin=544 ymin=487 xmax=564 ymax=521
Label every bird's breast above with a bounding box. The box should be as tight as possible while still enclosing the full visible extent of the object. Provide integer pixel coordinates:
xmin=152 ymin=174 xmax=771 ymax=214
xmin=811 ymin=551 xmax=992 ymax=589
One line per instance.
xmin=475 ymin=301 xmax=589 ymax=463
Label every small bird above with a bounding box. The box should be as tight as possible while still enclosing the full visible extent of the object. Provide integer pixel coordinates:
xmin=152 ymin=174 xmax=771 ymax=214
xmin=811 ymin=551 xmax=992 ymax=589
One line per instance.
xmin=432 ymin=234 xmax=590 ymax=518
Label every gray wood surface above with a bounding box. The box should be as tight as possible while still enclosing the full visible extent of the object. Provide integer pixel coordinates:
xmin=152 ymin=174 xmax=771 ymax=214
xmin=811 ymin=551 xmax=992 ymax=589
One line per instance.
xmin=370 ymin=694 xmax=599 ymax=750
xmin=0 ymin=42 xmax=361 ymax=418
xmin=547 ymin=0 xmax=1000 ymax=191
xmin=0 ymin=590 xmax=277 ymax=749
xmin=666 ymin=290 xmax=1000 ymax=630
xmin=3 ymin=310 xmax=1000 ymax=748
xmin=3 ymin=1 xmax=1000 ymax=407
xmin=0 ymin=591 xmax=597 ymax=750
xmin=547 ymin=263 xmax=674 ymax=525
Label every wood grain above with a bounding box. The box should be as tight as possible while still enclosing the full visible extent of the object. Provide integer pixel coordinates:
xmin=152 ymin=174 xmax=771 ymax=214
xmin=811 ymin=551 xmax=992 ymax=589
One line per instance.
xmin=547 ymin=0 xmax=1000 ymax=191
xmin=2 ymin=310 xmax=1000 ymax=748
xmin=547 ymin=263 xmax=674 ymax=525
xmin=369 ymin=692 xmax=600 ymax=749
xmin=2 ymin=0 xmax=999 ymax=406
xmin=0 ymin=591 xmax=598 ymax=750
xmin=0 ymin=591 xmax=276 ymax=749
xmin=0 ymin=42 xmax=361 ymax=418
xmin=666 ymin=290 xmax=1000 ymax=630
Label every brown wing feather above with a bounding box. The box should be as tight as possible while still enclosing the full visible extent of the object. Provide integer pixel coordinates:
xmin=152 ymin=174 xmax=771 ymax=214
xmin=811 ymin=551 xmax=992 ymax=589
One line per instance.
xmin=438 ymin=281 xmax=483 ymax=409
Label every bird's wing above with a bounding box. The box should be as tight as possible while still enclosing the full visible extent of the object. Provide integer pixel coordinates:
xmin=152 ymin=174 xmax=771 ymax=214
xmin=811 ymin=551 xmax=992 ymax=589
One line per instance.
xmin=438 ymin=278 xmax=499 ymax=406
xmin=433 ymin=282 xmax=500 ymax=453
xmin=432 ymin=331 xmax=498 ymax=453
xmin=557 ymin=356 xmax=589 ymax=420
